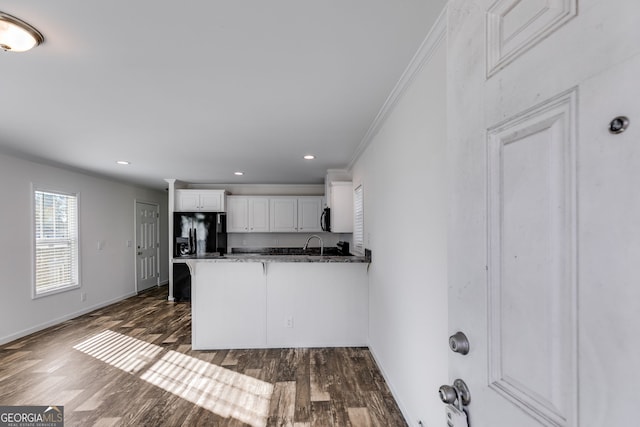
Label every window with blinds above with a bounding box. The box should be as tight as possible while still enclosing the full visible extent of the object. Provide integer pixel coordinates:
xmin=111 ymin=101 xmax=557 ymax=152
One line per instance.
xmin=34 ymin=189 xmax=79 ymax=297
xmin=353 ymin=184 xmax=364 ymax=255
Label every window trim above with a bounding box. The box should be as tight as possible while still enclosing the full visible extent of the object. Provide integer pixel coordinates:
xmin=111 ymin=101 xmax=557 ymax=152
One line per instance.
xmin=32 ymin=185 xmax=81 ymax=299
xmin=353 ymin=184 xmax=364 ymax=256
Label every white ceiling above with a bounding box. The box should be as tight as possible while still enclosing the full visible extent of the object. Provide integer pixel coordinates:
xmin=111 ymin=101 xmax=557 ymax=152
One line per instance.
xmin=0 ymin=1 xmax=445 ymax=189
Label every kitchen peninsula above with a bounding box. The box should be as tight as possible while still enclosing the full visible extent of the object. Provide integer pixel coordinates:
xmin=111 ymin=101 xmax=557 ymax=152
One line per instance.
xmin=177 ymin=253 xmax=369 ymax=350
xmin=165 ymin=178 xmax=366 ymax=350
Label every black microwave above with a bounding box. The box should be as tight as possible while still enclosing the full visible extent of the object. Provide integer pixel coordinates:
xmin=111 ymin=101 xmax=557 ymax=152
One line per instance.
xmin=321 ymin=207 xmax=331 ymax=232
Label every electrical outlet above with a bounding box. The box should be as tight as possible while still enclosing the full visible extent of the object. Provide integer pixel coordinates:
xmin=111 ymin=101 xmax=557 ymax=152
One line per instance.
xmin=81 ymin=292 xmax=87 ymax=302
xmin=286 ymin=316 xmax=294 ymax=328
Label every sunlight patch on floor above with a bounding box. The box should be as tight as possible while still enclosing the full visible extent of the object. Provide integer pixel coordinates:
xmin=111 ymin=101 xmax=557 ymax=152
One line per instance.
xmin=73 ymin=330 xmax=162 ymax=374
xmin=73 ymin=330 xmax=273 ymax=427
xmin=141 ymin=350 xmax=273 ymax=427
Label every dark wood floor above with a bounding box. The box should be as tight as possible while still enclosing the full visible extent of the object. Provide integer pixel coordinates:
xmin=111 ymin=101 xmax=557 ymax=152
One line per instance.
xmin=0 ymin=286 xmax=407 ymax=427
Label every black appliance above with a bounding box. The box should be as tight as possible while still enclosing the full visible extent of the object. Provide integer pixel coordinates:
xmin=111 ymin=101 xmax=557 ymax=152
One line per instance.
xmin=336 ymin=241 xmax=350 ymax=255
xmin=321 ymin=207 xmax=331 ymax=232
xmin=173 ymin=263 xmax=191 ymax=302
xmin=173 ymin=212 xmax=227 ymax=257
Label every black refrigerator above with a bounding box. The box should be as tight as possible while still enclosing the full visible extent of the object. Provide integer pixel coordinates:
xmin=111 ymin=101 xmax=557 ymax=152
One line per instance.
xmin=173 ymin=212 xmax=227 ymax=301
xmin=173 ymin=212 xmax=227 ymax=257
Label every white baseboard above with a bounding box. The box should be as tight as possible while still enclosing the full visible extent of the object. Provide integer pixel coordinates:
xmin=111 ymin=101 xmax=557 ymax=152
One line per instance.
xmin=0 ymin=291 xmax=137 ymax=346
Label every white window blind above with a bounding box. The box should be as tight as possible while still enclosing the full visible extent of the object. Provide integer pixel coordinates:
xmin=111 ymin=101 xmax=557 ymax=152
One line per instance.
xmin=34 ymin=189 xmax=79 ymax=296
xmin=353 ymin=184 xmax=364 ymax=255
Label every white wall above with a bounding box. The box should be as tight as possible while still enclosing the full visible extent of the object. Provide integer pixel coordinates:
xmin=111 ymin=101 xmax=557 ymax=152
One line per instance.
xmin=0 ymin=152 xmax=168 ymax=344
xmin=350 ymin=29 xmax=448 ymax=427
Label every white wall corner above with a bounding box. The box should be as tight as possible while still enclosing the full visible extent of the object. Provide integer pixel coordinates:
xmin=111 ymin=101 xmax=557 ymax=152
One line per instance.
xmin=348 ymin=5 xmax=447 ymax=170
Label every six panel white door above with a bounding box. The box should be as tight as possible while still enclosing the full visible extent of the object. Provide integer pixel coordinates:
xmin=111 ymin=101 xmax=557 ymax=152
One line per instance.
xmin=448 ymin=0 xmax=640 ymax=425
xmin=136 ymin=201 xmax=159 ymax=291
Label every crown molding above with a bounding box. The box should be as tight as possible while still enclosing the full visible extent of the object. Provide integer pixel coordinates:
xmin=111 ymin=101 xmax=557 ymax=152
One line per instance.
xmin=348 ymin=5 xmax=447 ymax=169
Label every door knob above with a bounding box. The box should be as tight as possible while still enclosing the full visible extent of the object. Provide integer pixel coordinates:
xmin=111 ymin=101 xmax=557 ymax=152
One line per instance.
xmin=439 ymin=384 xmax=458 ymax=404
xmin=449 ymin=331 xmax=470 ymax=355
xmin=439 ymin=379 xmax=471 ymax=406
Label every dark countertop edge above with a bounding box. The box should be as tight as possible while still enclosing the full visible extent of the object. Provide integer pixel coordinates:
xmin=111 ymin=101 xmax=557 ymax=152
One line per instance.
xmin=173 ymin=254 xmax=369 ymax=263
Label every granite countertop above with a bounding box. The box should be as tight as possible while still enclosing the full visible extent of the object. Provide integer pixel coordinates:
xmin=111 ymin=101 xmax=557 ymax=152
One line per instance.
xmin=173 ymin=247 xmax=370 ymax=263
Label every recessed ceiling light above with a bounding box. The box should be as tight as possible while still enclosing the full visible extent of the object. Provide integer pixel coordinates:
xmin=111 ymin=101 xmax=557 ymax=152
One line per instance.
xmin=303 ymin=155 xmax=316 ymax=160
xmin=116 ymin=160 xmax=130 ymax=165
xmin=0 ymin=12 xmax=44 ymax=52
xmin=234 ymin=171 xmax=244 ymax=176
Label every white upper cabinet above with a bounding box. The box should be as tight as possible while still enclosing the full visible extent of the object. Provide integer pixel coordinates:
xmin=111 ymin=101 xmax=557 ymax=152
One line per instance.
xmin=227 ymin=195 xmax=323 ymax=233
xmin=329 ymin=182 xmax=353 ymax=233
xmin=270 ymin=197 xmax=324 ymax=233
xmin=270 ymin=198 xmax=298 ymax=232
xmin=175 ymin=189 xmax=226 ymax=212
xmin=249 ymin=198 xmax=270 ymax=232
xmin=227 ymin=197 xmax=250 ymax=232
xmin=297 ymin=197 xmax=323 ymax=232
xmin=227 ymin=196 xmax=270 ymax=232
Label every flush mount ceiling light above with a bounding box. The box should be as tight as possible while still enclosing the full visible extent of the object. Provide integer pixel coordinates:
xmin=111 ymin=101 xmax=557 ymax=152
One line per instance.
xmin=303 ymin=155 xmax=316 ymax=160
xmin=116 ymin=160 xmax=130 ymax=165
xmin=0 ymin=12 xmax=44 ymax=52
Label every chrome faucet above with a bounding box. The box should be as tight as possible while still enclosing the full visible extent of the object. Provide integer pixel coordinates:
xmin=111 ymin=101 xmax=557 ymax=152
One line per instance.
xmin=302 ymin=235 xmax=324 ymax=256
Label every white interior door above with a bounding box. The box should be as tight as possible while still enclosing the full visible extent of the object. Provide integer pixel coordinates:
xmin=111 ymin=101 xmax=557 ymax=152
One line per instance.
xmin=447 ymin=1 xmax=640 ymax=426
xmin=136 ymin=201 xmax=159 ymax=292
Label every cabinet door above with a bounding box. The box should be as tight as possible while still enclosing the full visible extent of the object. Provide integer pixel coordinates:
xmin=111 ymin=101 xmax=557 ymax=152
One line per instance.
xmin=298 ymin=197 xmax=323 ymax=232
xmin=330 ymin=182 xmax=353 ymax=233
xmin=227 ymin=197 xmax=249 ymax=232
xmin=249 ymin=198 xmax=270 ymax=232
xmin=199 ymin=191 xmax=224 ymax=211
xmin=270 ymin=198 xmax=297 ymax=232
xmin=175 ymin=190 xmax=200 ymax=211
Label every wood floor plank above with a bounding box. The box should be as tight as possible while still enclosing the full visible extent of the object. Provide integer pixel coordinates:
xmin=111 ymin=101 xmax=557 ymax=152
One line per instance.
xmin=310 ymin=401 xmax=334 ymax=426
xmin=0 ymin=286 xmax=407 ymax=427
xmin=91 ymin=417 xmax=121 ymax=427
xmin=268 ymin=381 xmax=296 ymax=427
xmin=348 ymin=407 xmax=374 ymax=427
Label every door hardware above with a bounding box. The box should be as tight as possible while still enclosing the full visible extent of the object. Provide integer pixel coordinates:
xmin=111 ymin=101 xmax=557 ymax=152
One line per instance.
xmin=439 ymin=384 xmax=459 ymax=404
xmin=449 ymin=331 xmax=470 ymax=355
xmin=439 ymin=379 xmax=471 ymax=406
xmin=439 ymin=379 xmax=470 ymax=427
xmin=609 ymin=116 xmax=629 ymax=134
